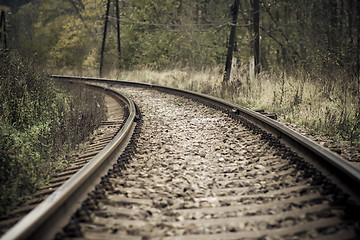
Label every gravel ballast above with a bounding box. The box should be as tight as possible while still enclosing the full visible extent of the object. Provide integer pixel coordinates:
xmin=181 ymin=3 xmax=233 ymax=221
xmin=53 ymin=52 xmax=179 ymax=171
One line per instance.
xmin=66 ymin=86 xmax=359 ymax=240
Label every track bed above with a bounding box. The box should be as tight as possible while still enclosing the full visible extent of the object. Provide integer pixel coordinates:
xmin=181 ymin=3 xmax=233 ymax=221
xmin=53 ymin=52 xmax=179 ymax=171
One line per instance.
xmin=57 ymin=86 xmax=359 ymax=239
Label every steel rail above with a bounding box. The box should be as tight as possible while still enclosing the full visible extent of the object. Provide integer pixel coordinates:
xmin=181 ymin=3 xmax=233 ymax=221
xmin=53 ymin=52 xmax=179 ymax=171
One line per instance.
xmin=51 ymin=75 xmax=360 ymax=203
xmin=1 ymin=80 xmax=137 ymax=240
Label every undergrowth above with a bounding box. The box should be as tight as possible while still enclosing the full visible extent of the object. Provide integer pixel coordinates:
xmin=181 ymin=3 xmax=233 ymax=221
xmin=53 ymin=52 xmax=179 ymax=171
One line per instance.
xmin=0 ymin=51 xmax=106 ymax=215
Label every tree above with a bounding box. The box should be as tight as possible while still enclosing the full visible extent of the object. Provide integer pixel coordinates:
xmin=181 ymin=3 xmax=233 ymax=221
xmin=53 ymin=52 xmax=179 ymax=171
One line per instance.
xmin=252 ymin=0 xmax=259 ymax=75
xmin=99 ymin=0 xmax=111 ymax=77
xmin=223 ymin=0 xmax=239 ymax=82
xmin=0 ymin=10 xmax=6 ymax=49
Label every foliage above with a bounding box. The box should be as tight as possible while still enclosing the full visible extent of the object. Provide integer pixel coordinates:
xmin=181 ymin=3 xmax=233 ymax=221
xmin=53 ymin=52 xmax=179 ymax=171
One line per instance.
xmin=0 ymin=50 xmax=106 ymax=215
xmin=2 ymin=0 xmax=231 ymax=71
xmin=0 ymin=0 xmax=34 ymax=13
xmin=1 ymin=0 xmax=359 ymax=76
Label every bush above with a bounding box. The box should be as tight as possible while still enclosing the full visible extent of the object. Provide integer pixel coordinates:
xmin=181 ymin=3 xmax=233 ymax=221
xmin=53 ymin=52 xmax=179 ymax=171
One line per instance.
xmin=0 ymin=51 xmax=106 ymax=215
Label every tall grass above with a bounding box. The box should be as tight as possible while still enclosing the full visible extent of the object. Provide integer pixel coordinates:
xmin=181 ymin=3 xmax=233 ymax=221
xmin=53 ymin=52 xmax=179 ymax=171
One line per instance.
xmin=0 ymin=51 xmax=106 ymax=215
xmin=102 ymin=66 xmax=359 ymax=146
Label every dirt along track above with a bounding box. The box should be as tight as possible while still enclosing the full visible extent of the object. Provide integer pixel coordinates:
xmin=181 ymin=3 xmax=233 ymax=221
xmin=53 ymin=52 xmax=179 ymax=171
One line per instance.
xmin=56 ymin=85 xmax=360 ymax=240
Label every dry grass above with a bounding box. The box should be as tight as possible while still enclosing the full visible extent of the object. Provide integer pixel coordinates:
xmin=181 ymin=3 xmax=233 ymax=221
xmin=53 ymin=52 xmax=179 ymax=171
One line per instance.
xmin=59 ymin=66 xmax=360 ymax=146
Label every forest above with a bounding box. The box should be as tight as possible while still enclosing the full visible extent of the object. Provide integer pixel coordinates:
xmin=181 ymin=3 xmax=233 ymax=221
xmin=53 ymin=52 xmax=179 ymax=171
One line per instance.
xmin=1 ymin=1 xmax=360 ymax=143
xmin=0 ymin=0 xmax=358 ymax=73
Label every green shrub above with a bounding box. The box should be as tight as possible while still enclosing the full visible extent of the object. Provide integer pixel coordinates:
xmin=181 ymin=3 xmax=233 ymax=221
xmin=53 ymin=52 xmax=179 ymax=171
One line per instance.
xmin=0 ymin=51 xmax=106 ymax=215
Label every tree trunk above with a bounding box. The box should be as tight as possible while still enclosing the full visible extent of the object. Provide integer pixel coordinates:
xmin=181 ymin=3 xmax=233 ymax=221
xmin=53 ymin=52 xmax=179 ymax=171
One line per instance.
xmin=356 ymin=0 xmax=360 ymax=101
xmin=253 ymin=0 xmax=260 ymax=75
xmin=116 ymin=0 xmax=121 ymax=69
xmin=99 ymin=0 xmax=111 ymax=78
xmin=0 ymin=10 xmax=7 ymax=49
xmin=223 ymin=0 xmax=239 ymax=82
xmin=0 ymin=11 xmax=3 ymax=47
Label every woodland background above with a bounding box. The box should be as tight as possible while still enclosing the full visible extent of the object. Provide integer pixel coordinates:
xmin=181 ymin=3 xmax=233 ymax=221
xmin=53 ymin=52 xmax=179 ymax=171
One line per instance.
xmin=1 ymin=0 xmax=359 ymax=74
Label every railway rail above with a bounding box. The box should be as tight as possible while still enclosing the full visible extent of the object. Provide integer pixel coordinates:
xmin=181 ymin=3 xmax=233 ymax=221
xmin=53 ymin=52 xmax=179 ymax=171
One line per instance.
xmin=1 ymin=75 xmax=360 ymax=239
xmin=0 ymin=83 xmax=125 ymax=236
xmin=1 ymin=79 xmax=137 ymax=240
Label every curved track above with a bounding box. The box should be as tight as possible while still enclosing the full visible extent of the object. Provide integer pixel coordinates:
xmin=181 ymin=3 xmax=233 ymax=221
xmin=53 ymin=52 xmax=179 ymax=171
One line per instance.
xmin=1 ymin=80 xmax=138 ymax=240
xmin=2 ymin=76 xmax=360 ymax=239
xmin=0 ymin=93 xmax=124 ymax=235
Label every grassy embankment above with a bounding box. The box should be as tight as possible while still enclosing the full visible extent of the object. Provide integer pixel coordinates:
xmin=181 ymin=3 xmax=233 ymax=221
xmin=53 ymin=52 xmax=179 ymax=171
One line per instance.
xmin=0 ymin=51 xmax=106 ymax=215
xmin=91 ymin=66 xmax=359 ymax=147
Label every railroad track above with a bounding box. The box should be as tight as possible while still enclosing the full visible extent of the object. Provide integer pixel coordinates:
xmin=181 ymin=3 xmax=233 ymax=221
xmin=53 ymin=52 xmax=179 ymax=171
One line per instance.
xmin=0 ymin=80 xmax=137 ymax=239
xmin=0 ymin=83 xmax=125 ymax=236
xmin=2 ymin=76 xmax=360 ymax=239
